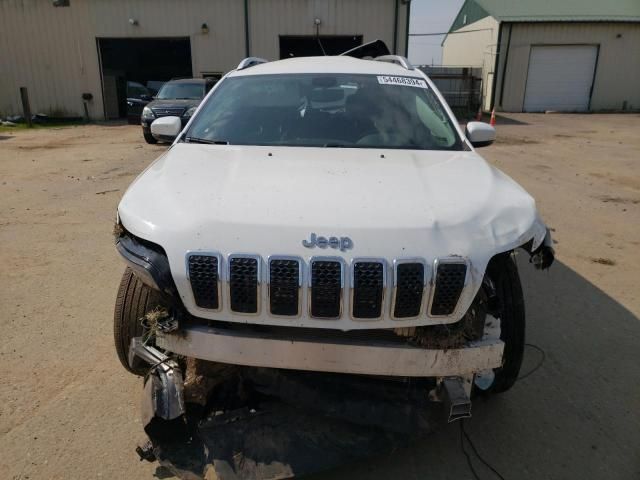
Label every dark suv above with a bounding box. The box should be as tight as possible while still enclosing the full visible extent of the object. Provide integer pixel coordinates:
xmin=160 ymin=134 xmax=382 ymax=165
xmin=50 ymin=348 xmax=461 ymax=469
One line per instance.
xmin=141 ymin=78 xmax=216 ymax=144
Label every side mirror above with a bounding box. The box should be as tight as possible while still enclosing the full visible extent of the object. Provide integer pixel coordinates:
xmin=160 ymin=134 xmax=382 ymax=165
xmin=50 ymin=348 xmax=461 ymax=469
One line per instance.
xmin=140 ymin=94 xmax=152 ymax=102
xmin=151 ymin=116 xmax=181 ymax=142
xmin=465 ymin=121 xmax=496 ymax=147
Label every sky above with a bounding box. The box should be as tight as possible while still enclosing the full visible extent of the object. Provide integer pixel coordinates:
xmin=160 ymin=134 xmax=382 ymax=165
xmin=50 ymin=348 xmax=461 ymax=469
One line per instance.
xmin=407 ymin=0 xmax=465 ymax=66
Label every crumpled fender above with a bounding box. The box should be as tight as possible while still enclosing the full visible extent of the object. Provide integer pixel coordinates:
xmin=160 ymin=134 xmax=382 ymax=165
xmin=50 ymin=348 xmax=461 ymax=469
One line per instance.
xmin=527 ymin=220 xmax=555 ymax=270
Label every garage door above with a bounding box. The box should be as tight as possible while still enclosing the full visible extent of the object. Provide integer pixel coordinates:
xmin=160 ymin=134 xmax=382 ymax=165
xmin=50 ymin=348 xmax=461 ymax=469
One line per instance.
xmin=523 ymin=45 xmax=598 ymax=112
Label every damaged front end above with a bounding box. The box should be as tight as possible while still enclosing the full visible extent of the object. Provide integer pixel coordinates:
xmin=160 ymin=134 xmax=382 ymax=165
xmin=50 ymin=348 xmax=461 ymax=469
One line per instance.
xmin=528 ymin=228 xmax=555 ymax=270
xmin=128 ymin=340 xmax=445 ymax=479
xmin=129 ymin=338 xmax=185 ymax=423
xmin=114 ymin=217 xmax=555 ymax=479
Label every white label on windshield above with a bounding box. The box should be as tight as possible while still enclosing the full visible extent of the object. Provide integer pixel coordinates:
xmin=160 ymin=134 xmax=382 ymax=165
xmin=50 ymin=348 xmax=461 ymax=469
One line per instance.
xmin=377 ymin=76 xmax=428 ymax=88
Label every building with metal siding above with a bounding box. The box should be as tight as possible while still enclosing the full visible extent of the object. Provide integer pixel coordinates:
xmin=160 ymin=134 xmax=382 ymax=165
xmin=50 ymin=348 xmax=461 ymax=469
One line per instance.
xmin=0 ymin=0 xmax=409 ymax=120
xmin=442 ymin=0 xmax=640 ymax=112
xmin=441 ymin=15 xmax=498 ymax=111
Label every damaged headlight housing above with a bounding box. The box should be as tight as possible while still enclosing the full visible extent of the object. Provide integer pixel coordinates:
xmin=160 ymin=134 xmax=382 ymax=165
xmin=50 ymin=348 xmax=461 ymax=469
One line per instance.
xmin=114 ymin=221 xmax=176 ymax=296
xmin=142 ymin=106 xmax=154 ymax=120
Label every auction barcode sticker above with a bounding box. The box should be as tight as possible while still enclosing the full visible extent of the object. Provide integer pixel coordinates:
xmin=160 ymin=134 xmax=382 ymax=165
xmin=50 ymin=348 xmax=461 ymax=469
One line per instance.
xmin=377 ymin=76 xmax=428 ymax=88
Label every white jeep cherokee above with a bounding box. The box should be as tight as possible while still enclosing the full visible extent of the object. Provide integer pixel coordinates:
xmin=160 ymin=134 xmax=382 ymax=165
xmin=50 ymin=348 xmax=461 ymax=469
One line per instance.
xmin=114 ymin=53 xmax=553 ymax=420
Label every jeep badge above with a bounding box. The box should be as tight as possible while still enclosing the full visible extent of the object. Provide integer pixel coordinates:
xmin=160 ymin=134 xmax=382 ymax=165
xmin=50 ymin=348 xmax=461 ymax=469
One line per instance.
xmin=302 ymin=233 xmax=353 ymax=252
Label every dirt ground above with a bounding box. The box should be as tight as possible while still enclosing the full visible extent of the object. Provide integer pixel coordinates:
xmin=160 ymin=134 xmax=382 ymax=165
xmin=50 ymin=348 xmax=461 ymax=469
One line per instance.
xmin=1 ymin=114 xmax=639 ymax=479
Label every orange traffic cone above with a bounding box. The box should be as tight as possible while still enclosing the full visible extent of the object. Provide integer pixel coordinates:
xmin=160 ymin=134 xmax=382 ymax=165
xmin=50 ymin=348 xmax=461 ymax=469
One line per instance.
xmin=475 ymin=105 xmax=482 ymax=121
xmin=489 ymin=108 xmax=496 ymax=126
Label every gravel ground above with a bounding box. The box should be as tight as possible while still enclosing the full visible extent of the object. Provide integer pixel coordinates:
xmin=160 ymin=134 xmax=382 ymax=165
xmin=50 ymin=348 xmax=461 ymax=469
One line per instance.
xmin=1 ymin=114 xmax=638 ymax=479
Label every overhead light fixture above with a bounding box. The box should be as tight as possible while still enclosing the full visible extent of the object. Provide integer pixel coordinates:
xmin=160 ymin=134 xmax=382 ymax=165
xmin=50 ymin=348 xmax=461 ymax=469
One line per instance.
xmin=129 ymin=18 xmax=139 ymax=26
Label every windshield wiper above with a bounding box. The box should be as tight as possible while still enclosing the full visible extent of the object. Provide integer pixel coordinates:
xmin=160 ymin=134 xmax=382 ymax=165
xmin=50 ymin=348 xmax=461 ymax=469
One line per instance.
xmin=185 ymin=137 xmax=229 ymax=145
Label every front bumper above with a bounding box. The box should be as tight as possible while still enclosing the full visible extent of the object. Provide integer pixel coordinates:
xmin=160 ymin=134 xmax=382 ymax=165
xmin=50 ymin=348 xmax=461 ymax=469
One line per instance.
xmin=156 ymin=324 xmax=504 ymax=377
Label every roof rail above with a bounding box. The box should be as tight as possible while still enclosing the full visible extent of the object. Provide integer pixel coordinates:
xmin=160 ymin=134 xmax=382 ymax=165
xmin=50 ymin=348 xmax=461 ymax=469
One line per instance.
xmin=237 ymin=57 xmax=268 ymax=70
xmin=373 ymin=55 xmax=414 ymax=70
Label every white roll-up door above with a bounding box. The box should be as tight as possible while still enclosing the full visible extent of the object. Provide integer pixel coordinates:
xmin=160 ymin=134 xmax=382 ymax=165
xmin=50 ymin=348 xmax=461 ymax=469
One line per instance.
xmin=523 ymin=45 xmax=598 ymax=112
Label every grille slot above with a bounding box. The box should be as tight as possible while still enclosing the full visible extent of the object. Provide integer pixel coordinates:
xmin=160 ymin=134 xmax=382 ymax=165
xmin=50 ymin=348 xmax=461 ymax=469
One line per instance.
xmin=269 ymin=258 xmax=301 ymax=316
xmin=188 ymin=254 xmax=220 ymax=310
xmin=229 ymin=256 xmax=259 ymax=314
xmin=151 ymin=106 xmax=185 ymax=117
xmin=393 ymin=262 xmax=425 ymax=318
xmin=430 ymin=261 xmax=467 ymax=316
xmin=352 ymin=261 xmax=384 ymax=319
xmin=310 ymin=260 xmax=343 ymax=319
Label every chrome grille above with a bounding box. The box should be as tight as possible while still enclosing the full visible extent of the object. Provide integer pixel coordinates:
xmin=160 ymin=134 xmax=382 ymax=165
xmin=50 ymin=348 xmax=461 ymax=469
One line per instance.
xmin=309 ymin=259 xmax=343 ymax=319
xmin=393 ymin=261 xmax=426 ymax=319
xmin=229 ymin=255 xmax=260 ymax=314
xmin=187 ymin=254 xmax=220 ymax=310
xmin=186 ymin=254 xmax=469 ymax=321
xmin=269 ymin=258 xmax=301 ymax=316
xmin=151 ymin=106 xmax=186 ymax=117
xmin=351 ymin=261 xmax=385 ymax=319
xmin=430 ymin=261 xmax=467 ymax=316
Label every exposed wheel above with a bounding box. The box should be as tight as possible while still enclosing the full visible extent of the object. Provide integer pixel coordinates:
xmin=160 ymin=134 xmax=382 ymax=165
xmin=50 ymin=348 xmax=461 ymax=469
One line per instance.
xmin=143 ymin=131 xmax=157 ymax=144
xmin=114 ymin=267 xmax=166 ymax=376
xmin=474 ymin=253 xmax=525 ymax=394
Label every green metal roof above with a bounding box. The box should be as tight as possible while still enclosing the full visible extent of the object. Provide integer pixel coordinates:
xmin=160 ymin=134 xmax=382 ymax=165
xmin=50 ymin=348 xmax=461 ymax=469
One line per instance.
xmin=449 ymin=0 xmax=640 ymax=31
xmin=478 ymin=0 xmax=640 ymax=22
xmin=448 ymin=0 xmax=490 ymax=33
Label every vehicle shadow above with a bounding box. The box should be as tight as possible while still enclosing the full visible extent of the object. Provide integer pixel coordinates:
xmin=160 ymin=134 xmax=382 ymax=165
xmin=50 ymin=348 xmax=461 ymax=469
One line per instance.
xmin=319 ymin=255 xmax=640 ymax=480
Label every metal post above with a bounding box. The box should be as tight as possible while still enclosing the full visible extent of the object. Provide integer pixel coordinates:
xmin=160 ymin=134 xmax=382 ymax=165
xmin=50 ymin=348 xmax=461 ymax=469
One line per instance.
xmin=244 ymin=0 xmax=250 ymax=57
xmin=392 ymin=0 xmax=399 ymax=54
xmin=404 ymin=0 xmax=411 ymax=58
xmin=19 ymin=87 xmax=33 ymax=128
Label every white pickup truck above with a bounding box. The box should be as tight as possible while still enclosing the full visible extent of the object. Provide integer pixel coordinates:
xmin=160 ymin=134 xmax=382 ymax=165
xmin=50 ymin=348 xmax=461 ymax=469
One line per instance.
xmin=114 ymin=52 xmax=553 ymax=422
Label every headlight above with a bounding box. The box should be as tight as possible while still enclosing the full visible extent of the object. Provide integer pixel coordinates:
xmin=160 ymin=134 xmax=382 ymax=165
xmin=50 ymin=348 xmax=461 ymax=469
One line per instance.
xmin=115 ymin=227 xmax=176 ymax=296
xmin=142 ymin=106 xmax=154 ymax=119
xmin=184 ymin=106 xmax=197 ymax=118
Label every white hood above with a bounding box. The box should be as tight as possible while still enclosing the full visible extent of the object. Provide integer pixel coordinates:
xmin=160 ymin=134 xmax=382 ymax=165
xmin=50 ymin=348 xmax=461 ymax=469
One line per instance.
xmin=118 ymin=143 xmax=546 ymax=329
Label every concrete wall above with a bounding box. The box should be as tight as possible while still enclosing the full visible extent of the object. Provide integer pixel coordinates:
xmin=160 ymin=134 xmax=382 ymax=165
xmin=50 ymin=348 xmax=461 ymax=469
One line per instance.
xmin=0 ymin=0 xmax=408 ymax=120
xmin=441 ymin=16 xmax=499 ymax=110
xmin=495 ymin=22 xmax=640 ymax=112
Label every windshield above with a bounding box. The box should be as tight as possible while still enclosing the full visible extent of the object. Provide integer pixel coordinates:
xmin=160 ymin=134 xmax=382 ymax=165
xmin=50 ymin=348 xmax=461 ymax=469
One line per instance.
xmin=186 ymin=73 xmax=463 ymax=150
xmin=156 ymin=82 xmax=204 ymax=100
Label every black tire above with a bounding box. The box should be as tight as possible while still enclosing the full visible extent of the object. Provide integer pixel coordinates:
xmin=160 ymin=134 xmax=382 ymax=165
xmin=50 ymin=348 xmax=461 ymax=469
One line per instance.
xmin=114 ymin=267 xmax=165 ymax=376
xmin=475 ymin=253 xmax=525 ymax=394
xmin=143 ymin=131 xmax=157 ymax=144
